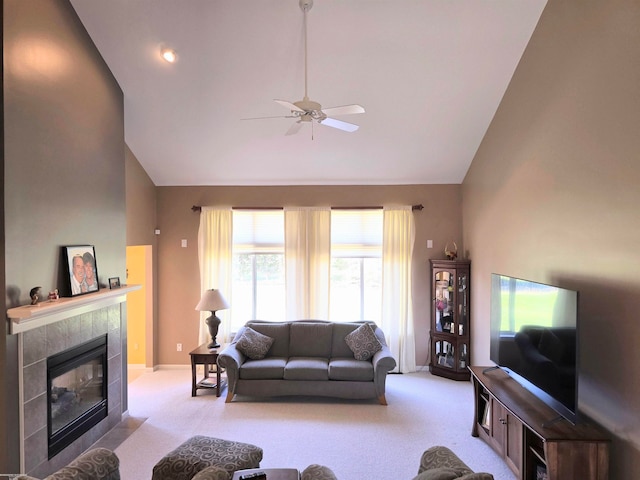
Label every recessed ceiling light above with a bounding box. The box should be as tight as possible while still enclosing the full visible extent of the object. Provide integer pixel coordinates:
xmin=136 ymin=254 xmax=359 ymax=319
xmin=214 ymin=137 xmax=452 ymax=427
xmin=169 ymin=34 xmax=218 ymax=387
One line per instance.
xmin=161 ymin=48 xmax=177 ymax=63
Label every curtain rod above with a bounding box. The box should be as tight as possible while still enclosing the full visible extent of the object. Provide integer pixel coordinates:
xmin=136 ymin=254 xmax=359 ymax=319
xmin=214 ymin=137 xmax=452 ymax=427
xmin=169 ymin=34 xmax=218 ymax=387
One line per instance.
xmin=191 ymin=204 xmax=424 ymax=212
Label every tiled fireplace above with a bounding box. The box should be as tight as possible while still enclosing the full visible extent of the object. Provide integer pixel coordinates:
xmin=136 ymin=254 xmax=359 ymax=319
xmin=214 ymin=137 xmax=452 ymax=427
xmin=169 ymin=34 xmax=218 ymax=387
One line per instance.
xmin=48 ymin=334 xmax=108 ymax=459
xmin=8 ymin=287 xmax=137 ymax=478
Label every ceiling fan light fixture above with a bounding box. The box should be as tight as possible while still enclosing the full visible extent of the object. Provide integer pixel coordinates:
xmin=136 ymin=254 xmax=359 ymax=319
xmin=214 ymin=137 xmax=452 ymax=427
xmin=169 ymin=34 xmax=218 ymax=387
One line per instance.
xmin=160 ymin=48 xmax=177 ymax=63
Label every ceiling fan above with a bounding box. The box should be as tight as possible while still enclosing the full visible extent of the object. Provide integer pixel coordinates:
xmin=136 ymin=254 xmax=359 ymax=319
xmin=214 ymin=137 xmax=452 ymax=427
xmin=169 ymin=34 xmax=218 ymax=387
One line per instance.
xmin=247 ymin=0 xmax=365 ymax=136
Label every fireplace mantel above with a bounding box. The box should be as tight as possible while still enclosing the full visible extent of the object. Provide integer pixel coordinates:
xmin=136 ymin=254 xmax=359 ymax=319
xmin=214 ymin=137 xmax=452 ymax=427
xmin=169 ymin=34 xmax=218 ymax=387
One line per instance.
xmin=7 ymin=284 xmax=141 ymax=334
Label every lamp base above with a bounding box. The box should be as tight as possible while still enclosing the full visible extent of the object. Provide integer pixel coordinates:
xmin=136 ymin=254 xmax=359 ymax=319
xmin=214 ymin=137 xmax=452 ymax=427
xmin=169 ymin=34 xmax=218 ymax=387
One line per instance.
xmin=206 ymin=312 xmax=221 ymax=349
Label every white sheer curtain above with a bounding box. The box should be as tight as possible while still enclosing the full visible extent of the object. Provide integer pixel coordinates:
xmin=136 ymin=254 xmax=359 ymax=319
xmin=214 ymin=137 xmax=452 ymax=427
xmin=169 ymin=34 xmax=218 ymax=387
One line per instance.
xmin=197 ymin=207 xmax=233 ymax=345
xmin=381 ymin=206 xmax=416 ymax=373
xmin=284 ymin=207 xmax=331 ymax=320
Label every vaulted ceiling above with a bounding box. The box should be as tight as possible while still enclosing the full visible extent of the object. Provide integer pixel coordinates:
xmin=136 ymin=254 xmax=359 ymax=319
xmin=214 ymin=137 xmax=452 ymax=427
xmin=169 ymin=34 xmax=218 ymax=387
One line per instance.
xmin=70 ymin=0 xmax=547 ymax=186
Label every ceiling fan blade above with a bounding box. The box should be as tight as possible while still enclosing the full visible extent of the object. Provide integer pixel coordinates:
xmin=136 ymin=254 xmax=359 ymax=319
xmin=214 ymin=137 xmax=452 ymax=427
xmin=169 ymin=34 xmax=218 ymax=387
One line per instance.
xmin=321 ymin=104 xmax=365 ymax=116
xmin=285 ymin=121 xmax=303 ymax=136
xmin=275 ymin=99 xmax=305 ymax=113
xmin=241 ymin=115 xmax=296 ymax=121
xmin=320 ymin=117 xmax=360 ymax=133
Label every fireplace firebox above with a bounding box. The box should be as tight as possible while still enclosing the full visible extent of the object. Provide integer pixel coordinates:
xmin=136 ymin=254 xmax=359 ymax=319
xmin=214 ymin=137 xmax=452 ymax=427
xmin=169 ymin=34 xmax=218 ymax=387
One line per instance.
xmin=47 ymin=334 xmax=108 ymax=458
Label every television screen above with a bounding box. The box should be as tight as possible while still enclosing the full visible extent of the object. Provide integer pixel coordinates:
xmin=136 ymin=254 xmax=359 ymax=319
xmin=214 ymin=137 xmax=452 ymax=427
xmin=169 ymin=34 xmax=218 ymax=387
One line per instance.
xmin=490 ymin=274 xmax=579 ymax=424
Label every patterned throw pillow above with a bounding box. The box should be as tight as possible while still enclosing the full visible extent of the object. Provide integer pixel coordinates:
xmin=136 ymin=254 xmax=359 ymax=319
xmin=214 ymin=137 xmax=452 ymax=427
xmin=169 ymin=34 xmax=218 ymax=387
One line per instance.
xmin=344 ymin=323 xmax=382 ymax=361
xmin=236 ymin=327 xmax=274 ymax=360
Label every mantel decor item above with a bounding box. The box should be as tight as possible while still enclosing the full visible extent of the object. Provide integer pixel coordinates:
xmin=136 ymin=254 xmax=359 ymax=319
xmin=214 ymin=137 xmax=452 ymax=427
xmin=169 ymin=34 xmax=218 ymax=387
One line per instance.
xmin=195 ymin=289 xmax=230 ymax=349
xmin=29 ymin=286 xmax=42 ymax=305
xmin=109 ymin=277 xmax=121 ymax=289
xmin=444 ymin=241 xmax=458 ymax=260
xmin=62 ymin=245 xmax=99 ymax=297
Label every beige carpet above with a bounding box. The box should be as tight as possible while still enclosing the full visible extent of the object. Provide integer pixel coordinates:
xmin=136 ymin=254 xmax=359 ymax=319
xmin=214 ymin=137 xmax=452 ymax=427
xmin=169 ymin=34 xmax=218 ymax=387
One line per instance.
xmin=114 ymin=368 xmax=517 ymax=480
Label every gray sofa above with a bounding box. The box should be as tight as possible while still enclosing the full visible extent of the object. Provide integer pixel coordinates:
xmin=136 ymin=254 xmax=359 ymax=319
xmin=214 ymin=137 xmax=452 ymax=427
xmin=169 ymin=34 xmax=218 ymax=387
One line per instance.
xmin=218 ymin=320 xmax=397 ymax=405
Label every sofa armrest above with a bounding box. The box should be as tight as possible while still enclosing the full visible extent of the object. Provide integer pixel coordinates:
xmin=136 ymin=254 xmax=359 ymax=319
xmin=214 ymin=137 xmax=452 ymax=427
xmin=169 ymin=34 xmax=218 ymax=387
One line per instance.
xmin=218 ymin=337 xmax=247 ymax=396
xmin=418 ymin=446 xmax=474 ymax=476
xmin=372 ymin=343 xmax=396 ymax=372
xmin=301 ymin=464 xmax=338 ymax=480
xmin=42 ymin=448 xmax=120 ymax=480
xmin=370 ymin=328 xmax=396 ymax=404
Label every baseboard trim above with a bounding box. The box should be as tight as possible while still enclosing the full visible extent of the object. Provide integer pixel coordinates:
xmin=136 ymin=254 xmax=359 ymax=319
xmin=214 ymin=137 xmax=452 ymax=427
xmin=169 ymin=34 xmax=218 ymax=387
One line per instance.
xmin=127 ymin=364 xmax=155 ymax=373
xmin=155 ymin=364 xmax=191 ymax=370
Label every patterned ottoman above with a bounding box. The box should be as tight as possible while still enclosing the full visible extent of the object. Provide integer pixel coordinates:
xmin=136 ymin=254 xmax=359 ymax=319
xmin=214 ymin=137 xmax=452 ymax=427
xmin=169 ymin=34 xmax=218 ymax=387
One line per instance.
xmin=152 ymin=436 xmax=263 ymax=480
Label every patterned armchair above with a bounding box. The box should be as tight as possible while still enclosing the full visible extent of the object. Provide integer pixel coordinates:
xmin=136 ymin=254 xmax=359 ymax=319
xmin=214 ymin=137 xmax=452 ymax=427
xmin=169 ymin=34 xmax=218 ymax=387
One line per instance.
xmin=294 ymin=446 xmax=494 ymax=480
xmin=415 ymin=446 xmax=494 ymax=480
xmin=17 ymin=448 xmax=120 ymax=480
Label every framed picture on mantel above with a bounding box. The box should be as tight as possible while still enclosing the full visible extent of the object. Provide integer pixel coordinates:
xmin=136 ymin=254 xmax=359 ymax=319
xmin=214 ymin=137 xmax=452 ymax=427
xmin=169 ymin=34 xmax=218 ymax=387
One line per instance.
xmin=63 ymin=245 xmax=99 ymax=297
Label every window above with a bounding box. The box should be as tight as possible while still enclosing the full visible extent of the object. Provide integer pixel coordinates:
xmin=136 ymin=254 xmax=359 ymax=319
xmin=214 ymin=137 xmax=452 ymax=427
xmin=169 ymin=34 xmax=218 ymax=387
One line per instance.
xmin=231 ymin=211 xmax=285 ymax=327
xmin=329 ymin=210 xmax=383 ymax=322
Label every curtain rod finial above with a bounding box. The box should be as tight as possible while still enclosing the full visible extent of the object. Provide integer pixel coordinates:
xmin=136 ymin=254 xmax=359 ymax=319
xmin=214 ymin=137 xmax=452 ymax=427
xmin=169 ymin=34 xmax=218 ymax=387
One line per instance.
xmin=192 ymin=205 xmax=202 ymax=212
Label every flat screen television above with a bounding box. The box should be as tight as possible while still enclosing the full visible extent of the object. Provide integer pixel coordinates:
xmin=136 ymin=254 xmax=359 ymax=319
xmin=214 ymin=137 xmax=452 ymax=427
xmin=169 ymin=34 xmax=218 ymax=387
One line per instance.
xmin=489 ymin=274 xmax=579 ymax=424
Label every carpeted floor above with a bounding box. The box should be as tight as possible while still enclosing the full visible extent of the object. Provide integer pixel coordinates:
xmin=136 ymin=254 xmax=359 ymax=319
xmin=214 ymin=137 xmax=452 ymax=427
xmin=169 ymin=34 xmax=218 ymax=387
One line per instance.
xmin=104 ymin=368 xmax=517 ymax=480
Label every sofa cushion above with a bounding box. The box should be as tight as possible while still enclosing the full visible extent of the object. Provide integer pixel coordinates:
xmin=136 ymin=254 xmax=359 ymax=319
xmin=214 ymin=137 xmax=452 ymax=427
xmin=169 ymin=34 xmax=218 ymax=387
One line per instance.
xmin=331 ymin=322 xmax=363 ymax=358
xmin=239 ymin=357 xmax=287 ymax=380
xmin=328 ymin=358 xmax=375 ymax=381
xmin=289 ymin=322 xmax=333 ymax=358
xmin=246 ymin=322 xmax=291 ymax=357
xmin=236 ymin=327 xmax=274 ymax=360
xmin=284 ymin=357 xmax=329 ymax=380
xmin=345 ymin=323 xmax=382 ymax=361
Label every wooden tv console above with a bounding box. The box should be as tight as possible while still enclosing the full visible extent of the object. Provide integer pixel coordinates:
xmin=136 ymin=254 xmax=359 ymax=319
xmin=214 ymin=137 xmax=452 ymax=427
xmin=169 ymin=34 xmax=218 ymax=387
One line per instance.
xmin=469 ymin=366 xmax=610 ymax=480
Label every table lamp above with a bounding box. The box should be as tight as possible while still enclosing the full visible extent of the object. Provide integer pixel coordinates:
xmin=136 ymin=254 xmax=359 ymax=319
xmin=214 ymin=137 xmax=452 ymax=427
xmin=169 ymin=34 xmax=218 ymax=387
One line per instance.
xmin=195 ymin=289 xmax=230 ymax=348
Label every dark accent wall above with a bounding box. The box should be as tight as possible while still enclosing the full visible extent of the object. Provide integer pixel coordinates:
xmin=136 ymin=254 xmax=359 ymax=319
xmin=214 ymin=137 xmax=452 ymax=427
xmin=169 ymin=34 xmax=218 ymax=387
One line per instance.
xmin=1 ymin=0 xmax=7 ymax=471
xmin=462 ymin=1 xmax=640 ymax=478
xmin=2 ymin=0 xmax=126 ymax=473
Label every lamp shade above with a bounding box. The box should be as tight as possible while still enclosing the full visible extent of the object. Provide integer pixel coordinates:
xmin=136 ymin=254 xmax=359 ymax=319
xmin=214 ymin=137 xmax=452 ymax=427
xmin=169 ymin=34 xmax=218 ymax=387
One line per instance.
xmin=195 ymin=289 xmax=230 ymax=312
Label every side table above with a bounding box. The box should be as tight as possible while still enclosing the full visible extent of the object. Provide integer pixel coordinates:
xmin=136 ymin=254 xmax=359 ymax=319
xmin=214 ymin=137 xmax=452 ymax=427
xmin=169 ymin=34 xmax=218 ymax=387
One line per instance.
xmin=189 ymin=343 xmax=227 ymax=397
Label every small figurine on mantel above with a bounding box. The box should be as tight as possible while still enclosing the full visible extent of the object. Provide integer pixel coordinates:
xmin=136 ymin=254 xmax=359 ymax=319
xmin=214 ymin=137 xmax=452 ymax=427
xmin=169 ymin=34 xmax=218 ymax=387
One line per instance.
xmin=48 ymin=289 xmax=60 ymax=302
xmin=29 ymin=286 xmax=42 ymax=305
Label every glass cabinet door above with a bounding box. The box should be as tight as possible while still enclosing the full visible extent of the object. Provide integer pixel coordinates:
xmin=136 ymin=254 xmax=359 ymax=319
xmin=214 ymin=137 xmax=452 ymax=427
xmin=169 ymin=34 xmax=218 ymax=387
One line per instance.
xmin=434 ymin=270 xmax=454 ymax=333
xmin=457 ymin=271 xmax=468 ymax=337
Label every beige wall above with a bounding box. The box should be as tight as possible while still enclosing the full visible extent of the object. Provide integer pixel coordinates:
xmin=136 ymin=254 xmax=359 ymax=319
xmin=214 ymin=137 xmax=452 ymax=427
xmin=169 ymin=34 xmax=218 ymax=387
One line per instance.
xmin=155 ymin=185 xmax=462 ymax=365
xmin=462 ymin=0 xmax=640 ymax=477
xmin=2 ymin=0 xmax=126 ymax=472
xmin=125 ymin=145 xmax=159 ymax=366
xmin=125 ymin=145 xmax=157 ymax=247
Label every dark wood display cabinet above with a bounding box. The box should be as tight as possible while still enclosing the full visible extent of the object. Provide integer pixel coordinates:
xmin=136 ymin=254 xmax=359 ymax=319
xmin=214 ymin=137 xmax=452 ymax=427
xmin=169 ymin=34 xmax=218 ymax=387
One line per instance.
xmin=470 ymin=366 xmax=610 ymax=480
xmin=429 ymin=259 xmax=470 ymax=380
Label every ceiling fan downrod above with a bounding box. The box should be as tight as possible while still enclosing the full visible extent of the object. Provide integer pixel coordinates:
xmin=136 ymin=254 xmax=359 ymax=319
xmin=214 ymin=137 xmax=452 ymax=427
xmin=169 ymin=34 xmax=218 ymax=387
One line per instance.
xmin=300 ymin=0 xmax=313 ymax=101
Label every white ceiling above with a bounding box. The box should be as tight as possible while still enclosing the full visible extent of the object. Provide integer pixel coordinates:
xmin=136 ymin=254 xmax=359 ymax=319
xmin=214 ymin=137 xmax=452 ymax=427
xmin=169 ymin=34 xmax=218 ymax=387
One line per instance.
xmin=69 ymin=0 xmax=546 ymax=187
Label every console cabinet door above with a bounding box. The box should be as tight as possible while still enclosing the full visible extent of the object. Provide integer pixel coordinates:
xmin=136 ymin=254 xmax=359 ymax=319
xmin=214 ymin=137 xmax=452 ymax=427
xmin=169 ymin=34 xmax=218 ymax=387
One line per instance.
xmin=505 ymin=412 xmax=523 ymax=476
xmin=489 ymin=399 xmax=506 ymax=457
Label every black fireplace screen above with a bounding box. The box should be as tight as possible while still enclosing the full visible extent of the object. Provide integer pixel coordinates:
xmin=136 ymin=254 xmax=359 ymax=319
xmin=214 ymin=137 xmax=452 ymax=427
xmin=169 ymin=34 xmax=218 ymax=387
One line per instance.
xmin=47 ymin=334 xmax=108 ymax=458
